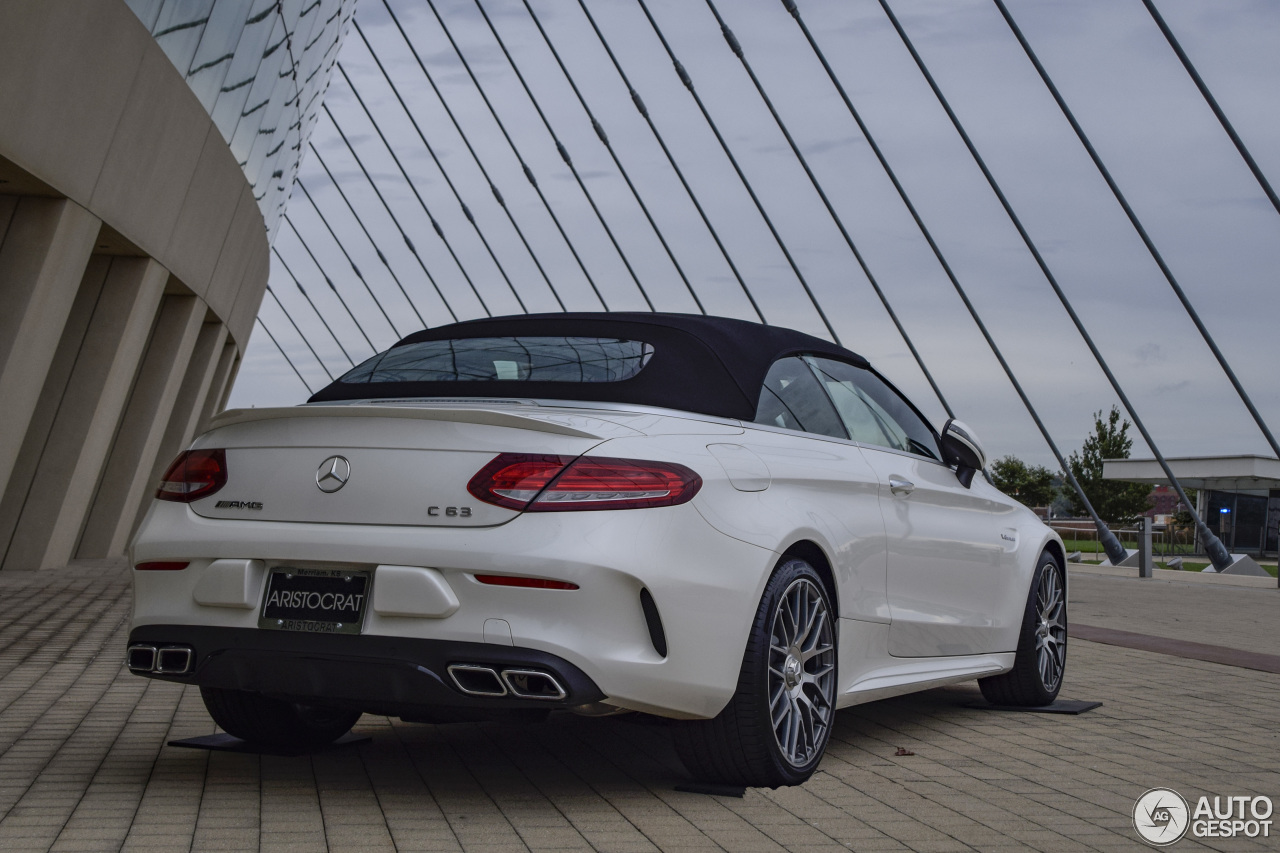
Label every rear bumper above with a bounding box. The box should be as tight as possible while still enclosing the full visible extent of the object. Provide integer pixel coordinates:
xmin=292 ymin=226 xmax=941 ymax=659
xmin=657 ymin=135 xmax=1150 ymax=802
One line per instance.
xmin=130 ymin=500 xmax=779 ymax=719
xmin=128 ymin=624 xmax=603 ymax=718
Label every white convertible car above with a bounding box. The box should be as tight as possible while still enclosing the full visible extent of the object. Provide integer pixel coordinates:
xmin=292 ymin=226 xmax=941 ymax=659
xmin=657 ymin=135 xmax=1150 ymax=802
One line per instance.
xmin=128 ymin=313 xmax=1066 ymax=787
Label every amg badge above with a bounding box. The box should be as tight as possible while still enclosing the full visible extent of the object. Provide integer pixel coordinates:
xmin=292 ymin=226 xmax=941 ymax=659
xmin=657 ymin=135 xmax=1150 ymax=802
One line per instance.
xmin=215 ymin=500 xmax=263 ymax=510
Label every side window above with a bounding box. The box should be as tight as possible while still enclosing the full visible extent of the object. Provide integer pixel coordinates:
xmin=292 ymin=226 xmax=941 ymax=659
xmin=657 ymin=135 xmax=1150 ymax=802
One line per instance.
xmin=753 ymin=357 xmax=848 ymax=440
xmin=806 ymin=357 xmax=940 ymax=460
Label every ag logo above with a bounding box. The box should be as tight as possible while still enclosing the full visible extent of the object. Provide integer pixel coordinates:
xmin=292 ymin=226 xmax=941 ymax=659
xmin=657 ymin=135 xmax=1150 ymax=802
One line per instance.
xmin=1134 ymin=788 xmax=1190 ymax=846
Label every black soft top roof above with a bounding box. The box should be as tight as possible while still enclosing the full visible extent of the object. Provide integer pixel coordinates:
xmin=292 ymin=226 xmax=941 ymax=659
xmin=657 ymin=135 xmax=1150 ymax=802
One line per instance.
xmin=307 ymin=312 xmax=868 ymax=420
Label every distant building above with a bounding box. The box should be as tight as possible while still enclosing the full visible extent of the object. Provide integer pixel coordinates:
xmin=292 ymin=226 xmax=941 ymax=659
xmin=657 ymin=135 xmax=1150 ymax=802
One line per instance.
xmin=0 ymin=1 xmax=351 ymax=570
xmin=1143 ymin=484 xmax=1180 ymax=526
xmin=1103 ymin=456 xmax=1280 ymax=557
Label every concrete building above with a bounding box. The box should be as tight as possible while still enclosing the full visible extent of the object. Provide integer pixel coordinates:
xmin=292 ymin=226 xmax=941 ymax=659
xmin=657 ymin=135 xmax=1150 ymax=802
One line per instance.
xmin=0 ymin=0 xmax=350 ymax=571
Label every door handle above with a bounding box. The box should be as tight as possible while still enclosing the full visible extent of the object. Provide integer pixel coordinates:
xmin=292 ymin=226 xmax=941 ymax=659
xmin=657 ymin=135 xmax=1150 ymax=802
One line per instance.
xmin=888 ymin=476 xmax=915 ymax=496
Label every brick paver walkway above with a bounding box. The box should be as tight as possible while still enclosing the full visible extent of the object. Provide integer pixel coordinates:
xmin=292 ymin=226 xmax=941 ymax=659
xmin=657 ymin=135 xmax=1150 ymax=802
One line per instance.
xmin=0 ymin=562 xmax=1275 ymax=852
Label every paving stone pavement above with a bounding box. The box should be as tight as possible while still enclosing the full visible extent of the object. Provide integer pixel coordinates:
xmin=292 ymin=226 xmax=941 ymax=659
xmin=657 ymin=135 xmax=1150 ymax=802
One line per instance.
xmin=0 ymin=561 xmax=1275 ymax=852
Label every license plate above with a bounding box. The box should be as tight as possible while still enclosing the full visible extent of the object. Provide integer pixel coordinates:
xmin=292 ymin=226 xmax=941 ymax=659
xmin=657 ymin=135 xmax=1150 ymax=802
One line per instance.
xmin=259 ymin=567 xmax=369 ymax=635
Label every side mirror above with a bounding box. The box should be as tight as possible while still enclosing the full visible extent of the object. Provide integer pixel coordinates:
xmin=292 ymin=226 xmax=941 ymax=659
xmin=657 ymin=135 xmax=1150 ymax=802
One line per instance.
xmin=940 ymin=419 xmax=986 ymax=489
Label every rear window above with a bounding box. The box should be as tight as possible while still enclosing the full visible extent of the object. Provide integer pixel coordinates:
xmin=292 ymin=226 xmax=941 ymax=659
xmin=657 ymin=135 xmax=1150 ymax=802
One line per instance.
xmin=337 ymin=336 xmax=654 ymax=384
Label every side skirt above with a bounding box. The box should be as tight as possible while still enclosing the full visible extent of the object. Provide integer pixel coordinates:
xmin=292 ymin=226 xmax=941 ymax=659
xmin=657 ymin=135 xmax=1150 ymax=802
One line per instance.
xmin=835 ymin=618 xmax=1014 ymax=710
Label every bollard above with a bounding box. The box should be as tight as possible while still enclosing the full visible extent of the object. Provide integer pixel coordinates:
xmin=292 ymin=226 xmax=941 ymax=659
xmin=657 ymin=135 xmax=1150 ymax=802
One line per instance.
xmin=1138 ymin=516 xmax=1153 ymax=578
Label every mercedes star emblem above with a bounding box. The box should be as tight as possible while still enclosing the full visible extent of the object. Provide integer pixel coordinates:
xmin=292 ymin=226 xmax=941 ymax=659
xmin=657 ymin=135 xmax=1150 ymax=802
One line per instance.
xmin=315 ymin=455 xmax=351 ymax=493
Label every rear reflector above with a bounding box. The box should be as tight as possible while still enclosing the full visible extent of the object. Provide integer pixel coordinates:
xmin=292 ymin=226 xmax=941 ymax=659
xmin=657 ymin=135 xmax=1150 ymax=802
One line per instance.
xmin=135 ymin=561 xmax=190 ymax=571
xmin=468 ymin=453 xmax=701 ymax=512
xmin=474 ymin=574 xmax=578 ymax=590
xmin=156 ymin=449 xmax=227 ymax=503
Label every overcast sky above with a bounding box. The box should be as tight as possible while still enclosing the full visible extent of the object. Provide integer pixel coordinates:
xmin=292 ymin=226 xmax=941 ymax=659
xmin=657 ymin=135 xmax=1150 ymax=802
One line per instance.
xmin=229 ymin=0 xmax=1280 ymax=470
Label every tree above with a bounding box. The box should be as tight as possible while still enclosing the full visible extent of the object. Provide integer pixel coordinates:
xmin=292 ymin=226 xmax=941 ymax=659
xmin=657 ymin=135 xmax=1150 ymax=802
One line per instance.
xmin=989 ymin=455 xmax=1056 ymax=509
xmin=1064 ymin=406 xmax=1153 ymax=524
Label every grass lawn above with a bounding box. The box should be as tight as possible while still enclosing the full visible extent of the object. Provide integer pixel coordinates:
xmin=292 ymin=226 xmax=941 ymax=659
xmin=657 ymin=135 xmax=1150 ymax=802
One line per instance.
xmin=1059 ymin=538 xmax=1278 ymax=578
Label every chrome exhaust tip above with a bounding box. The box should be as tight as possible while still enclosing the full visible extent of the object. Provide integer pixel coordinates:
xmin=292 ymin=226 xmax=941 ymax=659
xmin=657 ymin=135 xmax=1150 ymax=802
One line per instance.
xmin=501 ymin=669 xmax=567 ymax=701
xmin=155 ymin=647 xmax=194 ymax=674
xmin=128 ymin=644 xmax=193 ymax=674
xmin=126 ymin=645 xmax=157 ymax=673
xmin=447 ymin=664 xmax=508 ymax=697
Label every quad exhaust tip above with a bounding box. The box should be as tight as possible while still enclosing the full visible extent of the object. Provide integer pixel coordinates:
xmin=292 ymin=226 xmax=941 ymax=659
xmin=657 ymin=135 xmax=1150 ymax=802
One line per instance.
xmin=447 ymin=664 xmax=507 ymax=697
xmin=501 ymin=669 xmax=567 ymax=701
xmin=127 ymin=644 xmax=194 ymax=675
xmin=447 ymin=664 xmax=566 ymax=701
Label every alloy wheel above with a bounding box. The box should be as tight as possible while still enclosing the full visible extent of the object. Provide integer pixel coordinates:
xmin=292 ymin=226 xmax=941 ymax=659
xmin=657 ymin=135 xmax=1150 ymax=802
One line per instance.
xmin=1035 ymin=565 xmax=1067 ymax=693
xmin=768 ymin=577 xmax=836 ymax=768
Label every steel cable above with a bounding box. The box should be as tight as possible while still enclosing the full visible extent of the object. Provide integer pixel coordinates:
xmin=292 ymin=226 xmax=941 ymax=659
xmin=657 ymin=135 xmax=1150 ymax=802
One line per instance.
xmin=881 ymin=0 xmax=1230 ymax=568
xmin=470 ymin=0 xmax=655 ymax=311
xmin=256 ymin=317 xmax=315 ymax=395
xmin=415 ymin=0 xmax=609 ymax=309
xmin=990 ymin=0 xmax=1238 ymax=567
xmin=322 ymin=103 xmax=460 ymax=323
xmin=270 ymin=245 xmax=356 ymax=368
xmin=263 ymin=284 xmax=335 ymax=382
xmin=282 ymin=215 xmax=378 ymax=353
xmin=295 ymin=177 xmax=402 ymax=338
xmin=520 ymin=0 xmax=702 ymax=314
xmin=348 ymin=20 xmax=528 ymax=314
xmin=634 ymin=0 xmax=839 ymax=343
xmin=1003 ymin=0 xmax=1279 ymax=463
xmin=308 ymin=142 xmax=431 ymax=329
xmin=705 ymin=0 xmax=949 ymax=416
xmin=574 ymin=0 xmax=764 ymax=323
xmin=376 ymin=0 xmax=567 ymax=311
xmin=779 ymin=0 xmax=1145 ymax=554
xmin=335 ymin=61 xmax=494 ymax=317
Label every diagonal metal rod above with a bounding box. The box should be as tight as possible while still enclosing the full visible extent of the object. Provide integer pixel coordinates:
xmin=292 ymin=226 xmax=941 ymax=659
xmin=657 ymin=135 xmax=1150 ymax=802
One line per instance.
xmin=470 ymin=0 xmax=654 ymax=311
xmin=706 ymin=0 xmax=949 ymax=417
xmin=779 ymin=1 xmax=1134 ymax=543
xmin=264 ymin=284 xmax=335 ymax=381
xmin=257 ymin=318 xmax=315 ymax=395
xmin=991 ymin=0 xmax=1237 ymax=568
xmin=376 ymin=0 xmax=566 ymax=311
xmin=322 ymin=103 xmax=460 ymax=323
xmin=282 ymin=215 xmax=377 ymax=353
xmin=348 ymin=20 xmax=528 ymax=315
xmin=295 ymin=177 xmax=402 ymax=338
xmin=308 ymin=143 xmax=430 ymax=329
xmin=271 ymin=245 xmax=356 ymax=368
xmin=335 ymin=62 xmax=493 ymax=317
xmin=880 ymin=0 xmax=1228 ymax=569
xmin=574 ymin=0 xmax=763 ymax=323
xmin=415 ymin=0 xmax=609 ymax=309
xmin=634 ymin=0 xmax=840 ymax=344
xmin=1140 ymin=0 xmax=1280 ymax=461
xmin=1142 ymin=0 xmax=1280 ymax=220
xmin=520 ymin=0 xmax=703 ymax=314
xmin=578 ymin=3 xmax=757 ymax=324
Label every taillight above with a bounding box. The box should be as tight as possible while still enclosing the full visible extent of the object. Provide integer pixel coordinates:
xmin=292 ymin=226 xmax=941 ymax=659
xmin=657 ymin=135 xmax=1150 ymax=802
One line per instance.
xmin=467 ymin=453 xmax=701 ymax=512
xmin=467 ymin=454 xmax=573 ymax=510
xmin=156 ymin=449 xmax=227 ymax=502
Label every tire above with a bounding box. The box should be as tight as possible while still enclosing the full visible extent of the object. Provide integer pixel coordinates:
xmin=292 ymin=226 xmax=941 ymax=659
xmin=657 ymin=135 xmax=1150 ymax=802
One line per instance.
xmin=978 ymin=550 xmax=1067 ymax=707
xmin=200 ymin=686 xmax=362 ymax=751
xmin=673 ymin=557 xmax=838 ymax=788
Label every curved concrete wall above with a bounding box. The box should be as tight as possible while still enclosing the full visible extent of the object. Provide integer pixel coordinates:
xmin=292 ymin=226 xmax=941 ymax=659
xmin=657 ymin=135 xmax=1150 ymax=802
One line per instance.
xmin=0 ymin=0 xmax=268 ymax=346
xmin=0 ymin=1 xmax=268 ymax=569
